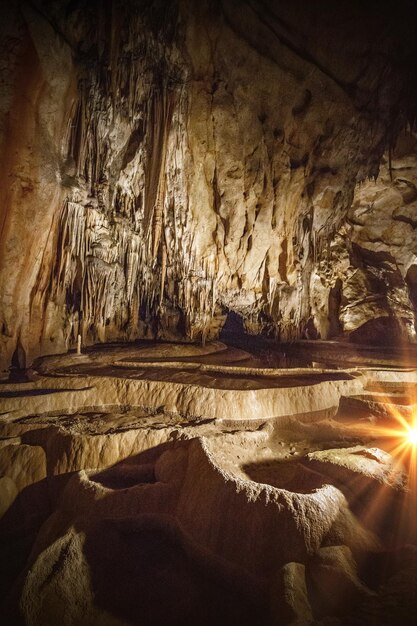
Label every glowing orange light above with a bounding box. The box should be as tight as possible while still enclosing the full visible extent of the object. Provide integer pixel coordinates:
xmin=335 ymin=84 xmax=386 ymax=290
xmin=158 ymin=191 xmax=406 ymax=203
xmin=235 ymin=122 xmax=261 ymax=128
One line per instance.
xmin=406 ymin=427 xmax=417 ymax=445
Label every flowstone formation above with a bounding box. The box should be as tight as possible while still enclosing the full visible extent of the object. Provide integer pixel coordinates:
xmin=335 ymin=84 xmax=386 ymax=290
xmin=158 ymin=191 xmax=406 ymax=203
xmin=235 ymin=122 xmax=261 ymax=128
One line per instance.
xmin=1 ymin=0 xmax=417 ymax=370
xmin=2 ymin=2 xmax=417 ymax=624
xmin=312 ymin=133 xmax=417 ymax=344
xmin=1 ymin=341 xmax=417 ymax=625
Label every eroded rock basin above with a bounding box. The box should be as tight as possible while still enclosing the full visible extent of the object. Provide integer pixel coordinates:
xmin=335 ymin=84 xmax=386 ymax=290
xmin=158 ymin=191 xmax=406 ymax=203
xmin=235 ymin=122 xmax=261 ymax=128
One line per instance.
xmin=1 ymin=340 xmax=417 ymax=625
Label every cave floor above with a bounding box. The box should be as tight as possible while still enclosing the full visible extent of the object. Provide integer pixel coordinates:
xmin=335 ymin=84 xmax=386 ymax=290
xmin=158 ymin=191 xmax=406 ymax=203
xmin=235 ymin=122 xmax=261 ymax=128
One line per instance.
xmin=1 ymin=340 xmax=417 ymax=625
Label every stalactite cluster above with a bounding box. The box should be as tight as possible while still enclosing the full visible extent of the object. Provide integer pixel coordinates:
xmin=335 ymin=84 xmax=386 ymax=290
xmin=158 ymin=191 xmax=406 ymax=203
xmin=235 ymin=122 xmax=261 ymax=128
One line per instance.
xmin=45 ymin=1 xmax=219 ymax=347
xmin=1 ymin=0 xmax=417 ymax=368
xmin=50 ymin=193 xmax=219 ymax=346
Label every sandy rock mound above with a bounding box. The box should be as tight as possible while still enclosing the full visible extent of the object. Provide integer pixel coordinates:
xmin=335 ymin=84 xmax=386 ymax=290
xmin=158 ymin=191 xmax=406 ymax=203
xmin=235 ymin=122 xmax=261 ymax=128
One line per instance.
xmin=4 ymin=432 xmax=384 ymax=625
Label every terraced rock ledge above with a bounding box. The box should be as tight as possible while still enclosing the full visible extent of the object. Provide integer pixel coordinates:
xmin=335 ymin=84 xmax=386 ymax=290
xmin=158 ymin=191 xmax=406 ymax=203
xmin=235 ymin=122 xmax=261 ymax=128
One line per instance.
xmin=1 ymin=341 xmax=417 ymax=625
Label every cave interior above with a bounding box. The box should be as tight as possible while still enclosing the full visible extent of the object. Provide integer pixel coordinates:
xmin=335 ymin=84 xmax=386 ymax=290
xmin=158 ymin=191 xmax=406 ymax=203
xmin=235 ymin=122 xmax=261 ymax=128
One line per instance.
xmin=2 ymin=1 xmax=417 ymax=624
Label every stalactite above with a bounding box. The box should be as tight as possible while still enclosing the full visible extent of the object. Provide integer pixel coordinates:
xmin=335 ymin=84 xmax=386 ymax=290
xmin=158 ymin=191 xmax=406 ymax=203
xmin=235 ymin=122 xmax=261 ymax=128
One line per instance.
xmin=144 ymin=88 xmax=176 ymax=258
xmin=46 ymin=3 xmax=267 ymax=349
xmin=159 ymin=239 xmax=167 ymax=308
xmin=44 ymin=3 xmax=198 ymax=348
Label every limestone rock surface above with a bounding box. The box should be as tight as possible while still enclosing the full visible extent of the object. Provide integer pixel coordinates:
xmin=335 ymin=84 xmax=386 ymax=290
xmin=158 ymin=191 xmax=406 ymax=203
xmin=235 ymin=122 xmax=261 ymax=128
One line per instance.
xmin=1 ymin=341 xmax=417 ymax=624
xmin=1 ymin=1 xmax=417 ymax=369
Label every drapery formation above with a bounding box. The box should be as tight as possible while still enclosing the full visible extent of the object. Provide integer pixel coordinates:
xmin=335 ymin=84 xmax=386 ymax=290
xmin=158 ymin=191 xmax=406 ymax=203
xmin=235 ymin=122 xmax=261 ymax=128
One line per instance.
xmin=1 ymin=0 xmax=417 ymax=368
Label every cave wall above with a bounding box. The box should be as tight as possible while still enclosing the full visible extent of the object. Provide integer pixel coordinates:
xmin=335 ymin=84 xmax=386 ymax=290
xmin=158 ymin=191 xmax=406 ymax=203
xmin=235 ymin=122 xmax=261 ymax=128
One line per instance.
xmin=0 ymin=0 xmax=417 ymax=369
xmin=312 ymin=134 xmax=417 ymax=344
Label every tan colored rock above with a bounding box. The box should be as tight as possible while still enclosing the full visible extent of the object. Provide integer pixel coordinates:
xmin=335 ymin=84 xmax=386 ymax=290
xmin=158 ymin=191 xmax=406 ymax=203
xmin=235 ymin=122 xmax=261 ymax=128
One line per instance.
xmin=0 ymin=475 xmax=18 ymax=518
xmin=309 ymin=545 xmax=373 ymax=614
xmin=37 ymin=424 xmax=180 ymax=475
xmin=315 ymin=134 xmax=417 ymax=343
xmin=0 ymin=443 xmax=46 ymax=493
xmin=10 ymin=433 xmax=376 ymax=624
xmin=1 ymin=349 xmax=415 ymax=623
xmin=1 ymin=2 xmax=416 ymax=369
xmin=306 ymin=446 xmax=406 ymax=492
xmin=0 ymin=346 xmax=366 ymax=422
xmin=16 ymin=515 xmax=267 ymax=626
xmin=270 ymin=562 xmax=313 ymax=625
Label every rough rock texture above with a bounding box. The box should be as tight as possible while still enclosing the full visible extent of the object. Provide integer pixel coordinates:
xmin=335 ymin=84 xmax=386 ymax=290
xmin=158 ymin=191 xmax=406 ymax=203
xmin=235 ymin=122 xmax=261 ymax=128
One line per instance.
xmin=0 ymin=357 xmax=366 ymax=424
xmin=271 ymin=562 xmax=313 ymax=625
xmin=1 ymin=0 xmax=417 ymax=369
xmin=1 ymin=342 xmax=417 ymax=624
xmin=312 ymin=134 xmax=417 ymax=343
xmin=1 ymin=342 xmax=416 ymax=624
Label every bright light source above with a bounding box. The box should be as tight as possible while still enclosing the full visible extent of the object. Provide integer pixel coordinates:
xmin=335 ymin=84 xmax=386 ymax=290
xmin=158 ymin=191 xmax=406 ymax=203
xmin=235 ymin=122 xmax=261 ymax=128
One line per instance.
xmin=407 ymin=427 xmax=417 ymax=445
